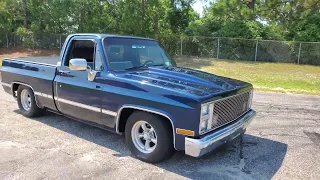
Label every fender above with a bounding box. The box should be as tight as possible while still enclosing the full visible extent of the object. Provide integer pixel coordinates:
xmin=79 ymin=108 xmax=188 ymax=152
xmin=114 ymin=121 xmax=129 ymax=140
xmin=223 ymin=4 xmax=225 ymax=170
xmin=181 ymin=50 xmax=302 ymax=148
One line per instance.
xmin=116 ymin=104 xmax=177 ymax=149
xmin=10 ymin=82 xmax=44 ymax=108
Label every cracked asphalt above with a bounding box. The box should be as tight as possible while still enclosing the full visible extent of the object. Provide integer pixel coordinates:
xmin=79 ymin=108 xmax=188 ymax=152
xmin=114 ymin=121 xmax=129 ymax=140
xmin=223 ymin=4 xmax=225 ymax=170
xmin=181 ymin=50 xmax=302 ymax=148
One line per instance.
xmin=0 ymin=86 xmax=320 ymax=180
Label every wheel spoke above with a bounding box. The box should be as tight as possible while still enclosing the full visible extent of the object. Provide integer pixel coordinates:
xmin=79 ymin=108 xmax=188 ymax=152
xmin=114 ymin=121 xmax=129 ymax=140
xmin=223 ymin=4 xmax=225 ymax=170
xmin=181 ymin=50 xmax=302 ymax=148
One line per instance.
xmin=145 ymin=140 xmax=151 ymax=150
xmin=149 ymin=127 xmax=155 ymax=133
xmin=138 ymin=133 xmax=144 ymax=138
xmin=132 ymin=121 xmax=157 ymax=154
xmin=141 ymin=123 xmax=147 ymax=131
xmin=21 ymin=89 xmax=31 ymax=111
xmin=151 ymin=138 xmax=157 ymax=144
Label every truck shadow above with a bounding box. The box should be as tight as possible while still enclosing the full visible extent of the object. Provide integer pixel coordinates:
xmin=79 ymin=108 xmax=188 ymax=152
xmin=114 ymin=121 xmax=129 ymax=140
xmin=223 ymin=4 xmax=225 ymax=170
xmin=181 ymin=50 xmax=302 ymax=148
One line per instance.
xmin=22 ymin=111 xmax=287 ymax=179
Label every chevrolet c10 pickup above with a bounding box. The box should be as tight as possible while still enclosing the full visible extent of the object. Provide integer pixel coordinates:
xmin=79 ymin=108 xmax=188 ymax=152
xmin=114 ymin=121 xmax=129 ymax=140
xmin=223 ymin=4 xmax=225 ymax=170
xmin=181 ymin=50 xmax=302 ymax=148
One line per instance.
xmin=0 ymin=33 xmax=256 ymax=163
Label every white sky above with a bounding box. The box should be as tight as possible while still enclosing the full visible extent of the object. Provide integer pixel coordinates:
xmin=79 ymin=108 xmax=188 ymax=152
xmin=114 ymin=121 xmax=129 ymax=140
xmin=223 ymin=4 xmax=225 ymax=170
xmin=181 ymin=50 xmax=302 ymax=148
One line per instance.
xmin=192 ymin=0 xmax=212 ymax=16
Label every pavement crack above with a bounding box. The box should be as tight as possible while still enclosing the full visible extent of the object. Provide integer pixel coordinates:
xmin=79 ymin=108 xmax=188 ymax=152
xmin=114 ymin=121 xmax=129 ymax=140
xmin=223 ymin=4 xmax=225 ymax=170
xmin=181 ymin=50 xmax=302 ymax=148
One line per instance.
xmin=239 ymin=136 xmax=251 ymax=174
xmin=57 ymin=150 xmax=84 ymax=156
xmin=259 ymin=132 xmax=309 ymax=139
xmin=304 ymin=131 xmax=320 ymax=148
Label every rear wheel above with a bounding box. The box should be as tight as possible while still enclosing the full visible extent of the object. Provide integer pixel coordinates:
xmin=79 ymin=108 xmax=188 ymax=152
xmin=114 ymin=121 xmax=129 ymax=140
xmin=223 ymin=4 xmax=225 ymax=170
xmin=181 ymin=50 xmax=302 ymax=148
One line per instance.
xmin=125 ymin=111 xmax=174 ymax=163
xmin=17 ymin=85 xmax=45 ymax=117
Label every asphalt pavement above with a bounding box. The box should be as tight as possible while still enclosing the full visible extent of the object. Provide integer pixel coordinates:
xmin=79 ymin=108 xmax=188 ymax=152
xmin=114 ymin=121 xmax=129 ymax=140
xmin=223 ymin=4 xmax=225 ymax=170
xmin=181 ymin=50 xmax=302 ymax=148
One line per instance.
xmin=0 ymin=87 xmax=319 ymax=180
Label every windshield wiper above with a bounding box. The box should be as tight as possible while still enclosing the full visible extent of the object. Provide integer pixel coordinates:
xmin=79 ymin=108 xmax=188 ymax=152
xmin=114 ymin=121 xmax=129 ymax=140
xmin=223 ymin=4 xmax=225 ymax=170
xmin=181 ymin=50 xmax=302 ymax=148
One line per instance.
xmin=152 ymin=64 xmax=165 ymax=66
xmin=125 ymin=65 xmax=149 ymax=71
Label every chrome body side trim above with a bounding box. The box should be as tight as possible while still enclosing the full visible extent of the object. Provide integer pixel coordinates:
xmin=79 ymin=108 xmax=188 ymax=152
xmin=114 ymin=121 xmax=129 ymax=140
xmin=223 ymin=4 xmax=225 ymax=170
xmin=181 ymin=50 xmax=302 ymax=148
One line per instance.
xmin=185 ymin=110 xmax=256 ymax=157
xmin=55 ymin=97 xmax=101 ymax=113
xmin=1 ymin=82 xmax=11 ymax=88
xmin=54 ymin=97 xmax=117 ymax=116
xmin=102 ymin=109 xmax=118 ymax=116
xmin=116 ymin=105 xmax=177 ymax=149
xmin=33 ymin=92 xmax=42 ymax=96
xmin=34 ymin=92 xmax=52 ymax=99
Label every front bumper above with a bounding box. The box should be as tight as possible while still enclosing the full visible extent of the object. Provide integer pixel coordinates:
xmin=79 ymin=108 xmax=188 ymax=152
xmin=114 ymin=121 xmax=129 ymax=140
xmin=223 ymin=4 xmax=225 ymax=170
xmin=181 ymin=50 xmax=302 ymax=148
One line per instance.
xmin=185 ymin=110 xmax=256 ymax=157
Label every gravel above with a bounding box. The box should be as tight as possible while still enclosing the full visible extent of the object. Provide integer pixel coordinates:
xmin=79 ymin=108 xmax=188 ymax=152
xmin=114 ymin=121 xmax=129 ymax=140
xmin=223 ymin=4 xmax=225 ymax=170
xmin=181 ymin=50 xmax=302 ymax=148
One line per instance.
xmin=0 ymin=87 xmax=319 ymax=180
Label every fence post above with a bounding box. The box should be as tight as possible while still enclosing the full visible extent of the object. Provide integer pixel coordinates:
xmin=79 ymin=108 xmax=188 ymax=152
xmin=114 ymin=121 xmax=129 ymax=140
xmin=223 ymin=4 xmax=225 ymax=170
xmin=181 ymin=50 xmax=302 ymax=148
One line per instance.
xmin=216 ymin=38 xmax=220 ymax=59
xmin=297 ymin=43 xmax=302 ymax=64
xmin=59 ymin=34 xmax=62 ymax=49
xmin=254 ymin=40 xmax=258 ymax=62
xmin=6 ymin=34 xmax=9 ymax=48
xmin=180 ymin=36 xmax=183 ymax=56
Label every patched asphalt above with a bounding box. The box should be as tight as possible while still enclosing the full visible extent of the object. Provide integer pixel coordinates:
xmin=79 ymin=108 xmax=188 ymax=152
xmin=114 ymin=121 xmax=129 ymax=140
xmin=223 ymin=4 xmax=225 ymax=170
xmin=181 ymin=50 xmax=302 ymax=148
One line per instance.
xmin=0 ymin=87 xmax=319 ymax=179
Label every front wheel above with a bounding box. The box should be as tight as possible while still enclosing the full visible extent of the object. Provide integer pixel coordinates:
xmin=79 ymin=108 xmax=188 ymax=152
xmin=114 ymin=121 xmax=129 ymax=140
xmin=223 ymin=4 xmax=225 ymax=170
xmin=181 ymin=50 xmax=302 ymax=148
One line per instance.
xmin=125 ymin=111 xmax=174 ymax=163
xmin=17 ymin=85 xmax=46 ymax=117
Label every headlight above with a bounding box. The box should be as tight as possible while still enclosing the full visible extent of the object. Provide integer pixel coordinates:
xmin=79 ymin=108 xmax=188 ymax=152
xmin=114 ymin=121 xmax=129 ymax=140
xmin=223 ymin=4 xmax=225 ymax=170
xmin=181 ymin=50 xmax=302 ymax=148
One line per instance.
xmin=199 ymin=103 xmax=214 ymax=134
xmin=200 ymin=119 xmax=208 ymax=132
xmin=201 ymin=104 xmax=209 ymax=116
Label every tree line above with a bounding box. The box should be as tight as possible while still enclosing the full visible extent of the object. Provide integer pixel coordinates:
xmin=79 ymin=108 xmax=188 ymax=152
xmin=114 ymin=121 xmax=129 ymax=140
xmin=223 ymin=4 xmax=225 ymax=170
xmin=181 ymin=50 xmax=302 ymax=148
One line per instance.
xmin=0 ymin=0 xmax=319 ymax=42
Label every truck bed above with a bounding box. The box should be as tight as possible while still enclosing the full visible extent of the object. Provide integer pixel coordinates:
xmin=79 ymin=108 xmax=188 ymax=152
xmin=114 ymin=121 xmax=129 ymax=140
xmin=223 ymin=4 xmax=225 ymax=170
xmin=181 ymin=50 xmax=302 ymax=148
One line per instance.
xmin=1 ymin=56 xmax=58 ymax=110
xmin=10 ymin=56 xmax=60 ymax=66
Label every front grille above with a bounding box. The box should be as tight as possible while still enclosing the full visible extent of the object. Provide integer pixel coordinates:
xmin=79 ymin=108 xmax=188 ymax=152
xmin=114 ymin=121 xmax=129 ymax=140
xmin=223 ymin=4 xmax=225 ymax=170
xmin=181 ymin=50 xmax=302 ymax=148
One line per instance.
xmin=210 ymin=90 xmax=252 ymax=130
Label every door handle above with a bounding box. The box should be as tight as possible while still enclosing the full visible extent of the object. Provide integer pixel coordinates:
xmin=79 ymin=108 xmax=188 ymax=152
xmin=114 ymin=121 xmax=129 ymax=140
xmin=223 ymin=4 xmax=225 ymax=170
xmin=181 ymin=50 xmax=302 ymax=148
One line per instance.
xmin=96 ymin=85 xmax=101 ymax=89
xmin=59 ymin=70 xmax=70 ymax=74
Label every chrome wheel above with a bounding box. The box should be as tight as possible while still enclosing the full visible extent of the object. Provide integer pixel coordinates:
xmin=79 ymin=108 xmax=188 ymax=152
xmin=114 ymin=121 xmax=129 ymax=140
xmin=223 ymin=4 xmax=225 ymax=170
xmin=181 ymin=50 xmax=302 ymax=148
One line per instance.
xmin=131 ymin=121 xmax=157 ymax=153
xmin=20 ymin=89 xmax=32 ymax=111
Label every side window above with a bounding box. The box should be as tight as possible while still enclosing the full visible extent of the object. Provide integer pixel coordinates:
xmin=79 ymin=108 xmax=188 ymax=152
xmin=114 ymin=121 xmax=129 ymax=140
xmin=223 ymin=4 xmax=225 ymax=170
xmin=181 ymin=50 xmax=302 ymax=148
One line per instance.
xmin=64 ymin=40 xmax=95 ymax=68
xmin=94 ymin=48 xmax=103 ymax=71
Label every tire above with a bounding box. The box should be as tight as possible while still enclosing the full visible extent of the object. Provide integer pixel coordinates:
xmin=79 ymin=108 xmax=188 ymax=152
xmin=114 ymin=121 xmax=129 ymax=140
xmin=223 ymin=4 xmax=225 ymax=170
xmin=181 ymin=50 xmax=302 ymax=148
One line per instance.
xmin=17 ymin=85 xmax=45 ymax=117
xmin=125 ymin=111 xmax=174 ymax=163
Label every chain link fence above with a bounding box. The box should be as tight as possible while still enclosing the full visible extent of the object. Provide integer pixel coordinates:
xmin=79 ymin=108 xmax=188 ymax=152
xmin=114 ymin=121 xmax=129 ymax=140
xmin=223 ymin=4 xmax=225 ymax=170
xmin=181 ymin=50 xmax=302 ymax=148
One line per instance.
xmin=1 ymin=33 xmax=319 ymax=65
xmin=0 ymin=33 xmax=68 ymax=50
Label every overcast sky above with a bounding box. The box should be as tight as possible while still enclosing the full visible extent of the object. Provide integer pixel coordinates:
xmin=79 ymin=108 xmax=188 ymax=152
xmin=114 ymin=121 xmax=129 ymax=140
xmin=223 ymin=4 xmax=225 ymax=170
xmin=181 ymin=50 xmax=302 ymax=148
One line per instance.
xmin=192 ymin=0 xmax=213 ymax=16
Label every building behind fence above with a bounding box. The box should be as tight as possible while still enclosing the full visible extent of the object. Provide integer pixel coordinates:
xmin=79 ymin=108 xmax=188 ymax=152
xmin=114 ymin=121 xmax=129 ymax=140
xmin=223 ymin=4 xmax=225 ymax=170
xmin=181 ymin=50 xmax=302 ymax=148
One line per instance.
xmin=1 ymin=33 xmax=319 ymax=65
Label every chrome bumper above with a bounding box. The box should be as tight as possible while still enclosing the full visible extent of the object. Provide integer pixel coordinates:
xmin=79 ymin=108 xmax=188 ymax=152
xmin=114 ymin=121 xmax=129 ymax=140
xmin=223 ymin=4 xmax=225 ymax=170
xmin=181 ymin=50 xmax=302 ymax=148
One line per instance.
xmin=185 ymin=110 xmax=256 ymax=157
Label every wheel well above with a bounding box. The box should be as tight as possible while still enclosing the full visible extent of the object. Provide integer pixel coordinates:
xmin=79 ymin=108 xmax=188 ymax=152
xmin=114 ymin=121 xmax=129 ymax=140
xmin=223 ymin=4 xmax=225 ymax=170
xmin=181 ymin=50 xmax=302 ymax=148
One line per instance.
xmin=118 ymin=108 xmax=174 ymax=137
xmin=118 ymin=108 xmax=135 ymax=133
xmin=12 ymin=83 xmax=20 ymax=97
xmin=10 ymin=82 xmax=43 ymax=109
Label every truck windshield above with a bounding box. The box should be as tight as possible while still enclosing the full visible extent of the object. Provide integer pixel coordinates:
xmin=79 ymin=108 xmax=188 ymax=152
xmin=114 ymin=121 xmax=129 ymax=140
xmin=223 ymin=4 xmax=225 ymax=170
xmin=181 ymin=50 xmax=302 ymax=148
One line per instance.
xmin=103 ymin=37 xmax=177 ymax=71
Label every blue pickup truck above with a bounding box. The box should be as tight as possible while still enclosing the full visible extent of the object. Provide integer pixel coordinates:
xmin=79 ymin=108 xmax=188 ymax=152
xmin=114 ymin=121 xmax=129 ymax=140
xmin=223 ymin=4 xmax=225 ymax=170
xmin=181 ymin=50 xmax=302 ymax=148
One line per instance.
xmin=0 ymin=34 xmax=256 ymax=162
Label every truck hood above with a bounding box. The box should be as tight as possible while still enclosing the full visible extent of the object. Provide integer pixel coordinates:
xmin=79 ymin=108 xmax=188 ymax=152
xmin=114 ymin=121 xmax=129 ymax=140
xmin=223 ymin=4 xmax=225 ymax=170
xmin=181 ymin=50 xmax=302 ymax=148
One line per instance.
xmin=118 ymin=66 xmax=252 ymax=101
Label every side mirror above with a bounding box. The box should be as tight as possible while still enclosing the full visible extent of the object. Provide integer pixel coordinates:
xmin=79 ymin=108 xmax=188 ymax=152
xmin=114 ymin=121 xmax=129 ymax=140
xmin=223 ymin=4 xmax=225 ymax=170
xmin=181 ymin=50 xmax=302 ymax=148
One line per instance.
xmin=88 ymin=68 xmax=97 ymax=82
xmin=69 ymin=58 xmax=87 ymax=71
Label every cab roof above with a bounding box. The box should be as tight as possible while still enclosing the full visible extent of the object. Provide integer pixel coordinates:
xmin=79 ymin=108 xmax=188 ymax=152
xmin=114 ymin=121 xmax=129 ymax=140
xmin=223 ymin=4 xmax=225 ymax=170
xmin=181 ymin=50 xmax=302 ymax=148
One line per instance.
xmin=68 ymin=33 xmax=155 ymax=41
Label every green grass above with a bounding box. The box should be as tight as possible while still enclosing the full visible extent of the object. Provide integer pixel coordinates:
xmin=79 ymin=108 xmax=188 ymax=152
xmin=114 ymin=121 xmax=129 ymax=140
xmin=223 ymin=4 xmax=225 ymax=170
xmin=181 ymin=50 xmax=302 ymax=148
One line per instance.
xmin=176 ymin=57 xmax=320 ymax=95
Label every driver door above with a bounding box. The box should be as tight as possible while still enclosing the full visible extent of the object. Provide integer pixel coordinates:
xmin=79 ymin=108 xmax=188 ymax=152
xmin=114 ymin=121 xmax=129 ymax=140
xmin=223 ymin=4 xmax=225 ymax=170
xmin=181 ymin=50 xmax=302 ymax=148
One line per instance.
xmin=54 ymin=38 xmax=104 ymax=125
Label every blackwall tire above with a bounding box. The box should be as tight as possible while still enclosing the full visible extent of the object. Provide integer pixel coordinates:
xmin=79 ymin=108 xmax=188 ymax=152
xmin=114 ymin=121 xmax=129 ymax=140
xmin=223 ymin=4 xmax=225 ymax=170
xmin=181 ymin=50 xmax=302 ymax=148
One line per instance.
xmin=17 ymin=85 xmax=45 ymax=117
xmin=125 ymin=111 xmax=174 ymax=163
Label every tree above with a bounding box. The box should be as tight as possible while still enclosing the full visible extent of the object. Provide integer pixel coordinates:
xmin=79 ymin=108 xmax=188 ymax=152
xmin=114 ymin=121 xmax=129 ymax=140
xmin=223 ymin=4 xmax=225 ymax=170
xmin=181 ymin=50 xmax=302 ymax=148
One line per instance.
xmin=21 ymin=0 xmax=28 ymax=28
